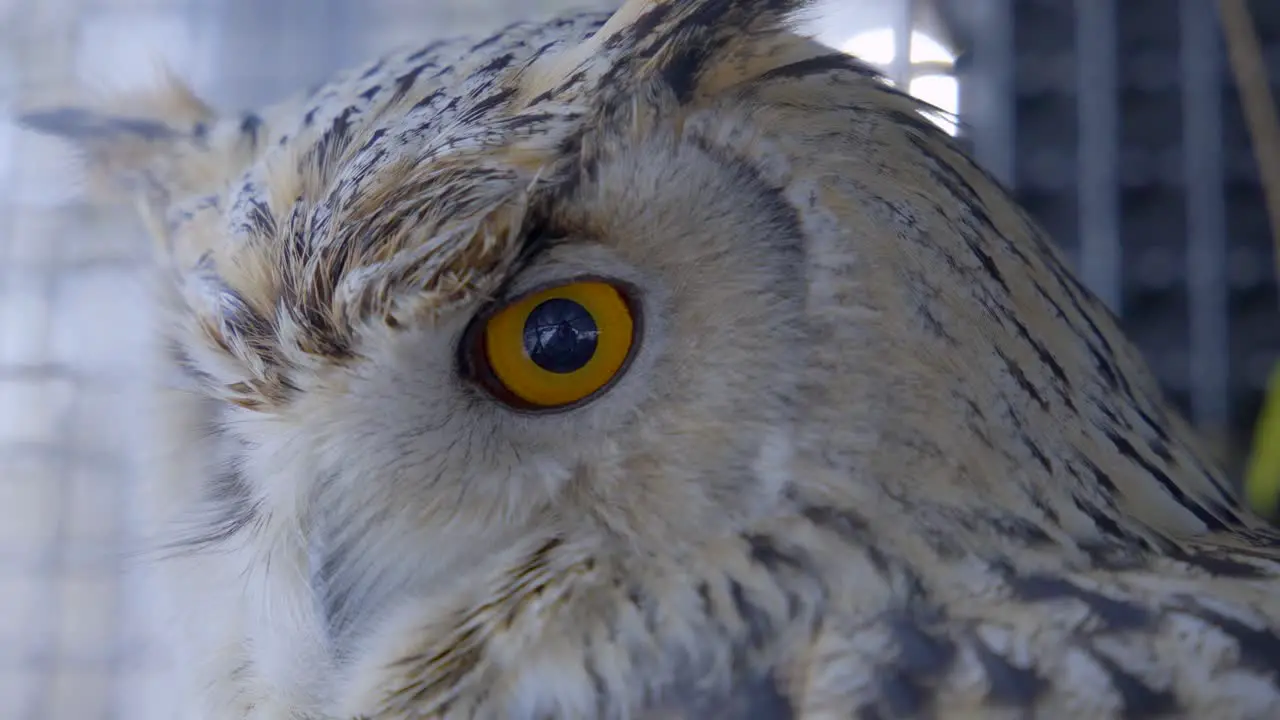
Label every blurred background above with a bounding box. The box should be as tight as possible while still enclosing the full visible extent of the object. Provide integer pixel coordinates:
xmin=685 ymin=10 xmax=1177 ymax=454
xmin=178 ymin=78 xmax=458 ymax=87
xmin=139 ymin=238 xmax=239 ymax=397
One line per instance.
xmin=0 ymin=0 xmax=1277 ymax=717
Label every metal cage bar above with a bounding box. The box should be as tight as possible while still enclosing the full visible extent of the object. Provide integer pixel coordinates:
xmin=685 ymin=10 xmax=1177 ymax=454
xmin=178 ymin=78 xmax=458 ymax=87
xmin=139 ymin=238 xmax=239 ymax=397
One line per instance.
xmin=1182 ymin=0 xmax=1232 ymax=433
xmin=1075 ymin=0 xmax=1122 ymax=313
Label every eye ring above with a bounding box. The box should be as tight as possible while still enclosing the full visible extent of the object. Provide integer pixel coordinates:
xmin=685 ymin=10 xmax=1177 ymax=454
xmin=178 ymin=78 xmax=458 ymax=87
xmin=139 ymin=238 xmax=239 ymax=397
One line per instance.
xmin=460 ymin=276 xmax=643 ymax=413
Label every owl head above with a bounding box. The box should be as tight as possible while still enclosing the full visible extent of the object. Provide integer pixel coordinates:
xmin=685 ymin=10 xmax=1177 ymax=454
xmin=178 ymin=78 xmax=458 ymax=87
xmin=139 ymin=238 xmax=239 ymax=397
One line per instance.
xmin=18 ymin=1 xmax=1248 ymax=706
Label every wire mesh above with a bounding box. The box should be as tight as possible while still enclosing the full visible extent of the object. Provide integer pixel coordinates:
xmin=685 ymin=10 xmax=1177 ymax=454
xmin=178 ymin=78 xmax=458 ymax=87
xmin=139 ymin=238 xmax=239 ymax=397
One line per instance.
xmin=945 ymin=0 xmax=1280 ymax=473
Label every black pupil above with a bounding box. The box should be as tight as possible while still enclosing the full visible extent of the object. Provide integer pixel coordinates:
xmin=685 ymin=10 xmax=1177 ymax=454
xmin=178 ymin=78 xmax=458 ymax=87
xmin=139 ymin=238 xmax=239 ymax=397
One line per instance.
xmin=523 ymin=298 xmax=599 ymax=374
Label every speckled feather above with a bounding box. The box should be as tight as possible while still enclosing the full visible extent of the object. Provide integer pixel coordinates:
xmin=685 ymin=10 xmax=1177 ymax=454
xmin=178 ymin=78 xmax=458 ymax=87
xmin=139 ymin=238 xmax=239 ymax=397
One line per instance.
xmin=17 ymin=0 xmax=1280 ymax=718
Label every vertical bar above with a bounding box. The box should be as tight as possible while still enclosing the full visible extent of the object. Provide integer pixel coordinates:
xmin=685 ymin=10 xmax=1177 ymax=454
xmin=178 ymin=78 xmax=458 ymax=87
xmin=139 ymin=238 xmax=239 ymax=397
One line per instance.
xmin=1183 ymin=0 xmax=1230 ymax=430
xmin=960 ymin=0 xmax=1016 ymax=188
xmin=1076 ymin=0 xmax=1122 ymax=312
xmin=891 ymin=0 xmax=915 ymax=87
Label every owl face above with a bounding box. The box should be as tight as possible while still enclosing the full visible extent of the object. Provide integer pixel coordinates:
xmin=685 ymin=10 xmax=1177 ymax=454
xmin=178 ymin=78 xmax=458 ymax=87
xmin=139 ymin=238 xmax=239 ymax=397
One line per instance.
xmin=292 ymin=126 xmax=810 ymax=545
xmin=135 ymin=95 xmax=808 ymax=669
xmin=22 ymin=0 xmax=852 ymax=668
xmin=151 ymin=43 xmax=826 ymax=653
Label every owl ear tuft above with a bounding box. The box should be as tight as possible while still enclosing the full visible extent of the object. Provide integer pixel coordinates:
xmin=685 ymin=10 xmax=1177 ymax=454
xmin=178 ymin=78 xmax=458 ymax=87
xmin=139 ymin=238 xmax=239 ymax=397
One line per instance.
xmin=15 ymin=73 xmax=220 ymax=207
xmin=522 ymin=0 xmax=822 ymax=107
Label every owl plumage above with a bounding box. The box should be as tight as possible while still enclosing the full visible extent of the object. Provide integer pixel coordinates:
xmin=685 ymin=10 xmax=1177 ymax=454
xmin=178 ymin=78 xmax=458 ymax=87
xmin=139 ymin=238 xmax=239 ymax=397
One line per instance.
xmin=17 ymin=0 xmax=1280 ymax=718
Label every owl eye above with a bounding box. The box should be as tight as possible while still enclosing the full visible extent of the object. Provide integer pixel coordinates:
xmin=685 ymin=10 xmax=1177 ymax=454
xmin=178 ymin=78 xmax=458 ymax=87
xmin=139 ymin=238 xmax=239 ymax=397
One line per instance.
xmin=464 ymin=279 xmax=639 ymax=410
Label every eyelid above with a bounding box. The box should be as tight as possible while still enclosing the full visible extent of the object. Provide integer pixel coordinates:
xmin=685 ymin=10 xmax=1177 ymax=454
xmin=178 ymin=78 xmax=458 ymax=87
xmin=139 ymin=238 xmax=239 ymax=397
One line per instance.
xmin=483 ymin=273 xmax=631 ymax=321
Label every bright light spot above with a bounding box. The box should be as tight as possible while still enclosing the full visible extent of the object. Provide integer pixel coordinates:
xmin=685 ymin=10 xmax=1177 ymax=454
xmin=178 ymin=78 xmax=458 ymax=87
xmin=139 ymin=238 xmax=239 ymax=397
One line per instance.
xmin=839 ymin=27 xmax=961 ymax=137
xmin=909 ymin=74 xmax=959 ymax=136
xmin=841 ymin=29 xmax=956 ymax=66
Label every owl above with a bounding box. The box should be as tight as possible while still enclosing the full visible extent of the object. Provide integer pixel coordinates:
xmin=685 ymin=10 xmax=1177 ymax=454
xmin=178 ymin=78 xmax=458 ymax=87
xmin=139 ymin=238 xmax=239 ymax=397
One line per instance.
xmin=18 ymin=0 xmax=1280 ymax=718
